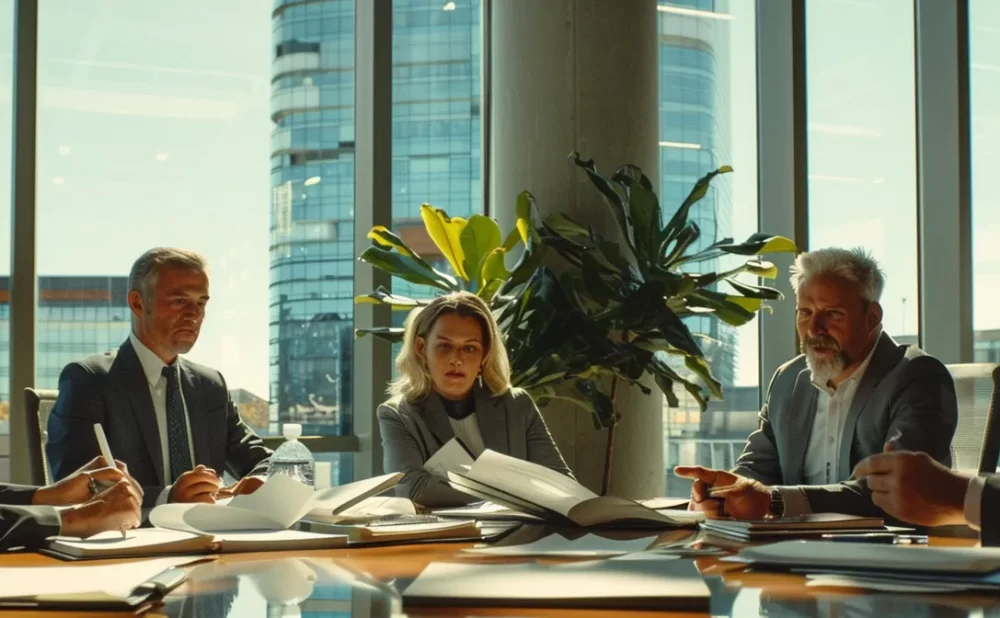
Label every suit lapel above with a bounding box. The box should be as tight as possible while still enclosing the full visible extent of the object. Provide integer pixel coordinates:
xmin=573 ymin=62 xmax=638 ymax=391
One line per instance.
xmin=475 ymin=385 xmax=509 ymax=455
xmin=179 ymin=361 xmax=213 ymax=469
xmin=837 ymin=332 xmax=904 ymax=477
xmin=782 ymin=368 xmax=819 ymax=485
xmin=418 ymin=393 xmax=455 ymax=450
xmin=116 ymin=340 xmax=165 ymax=485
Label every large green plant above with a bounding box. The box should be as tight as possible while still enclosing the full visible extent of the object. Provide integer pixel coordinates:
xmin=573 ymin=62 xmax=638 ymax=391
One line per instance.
xmin=356 ymin=155 xmax=795 ymax=455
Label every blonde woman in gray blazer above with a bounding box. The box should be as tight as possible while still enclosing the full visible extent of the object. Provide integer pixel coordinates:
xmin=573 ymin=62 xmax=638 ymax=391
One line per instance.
xmin=377 ymin=291 xmax=573 ymax=507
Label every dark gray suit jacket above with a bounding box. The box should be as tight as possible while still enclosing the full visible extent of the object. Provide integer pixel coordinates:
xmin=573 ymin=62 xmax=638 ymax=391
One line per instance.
xmin=46 ymin=339 xmax=272 ymax=508
xmin=733 ymin=332 xmax=957 ymax=516
xmin=980 ymin=476 xmax=1000 ymax=546
xmin=0 ymin=485 xmax=60 ymax=552
xmin=377 ymin=385 xmax=573 ymax=507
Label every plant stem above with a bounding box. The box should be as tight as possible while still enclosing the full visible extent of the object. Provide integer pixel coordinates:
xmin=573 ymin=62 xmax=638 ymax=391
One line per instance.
xmin=601 ymin=376 xmax=620 ymax=496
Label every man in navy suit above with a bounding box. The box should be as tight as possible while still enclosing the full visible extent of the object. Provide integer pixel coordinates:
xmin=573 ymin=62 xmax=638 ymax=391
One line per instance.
xmin=46 ymin=248 xmax=272 ymax=507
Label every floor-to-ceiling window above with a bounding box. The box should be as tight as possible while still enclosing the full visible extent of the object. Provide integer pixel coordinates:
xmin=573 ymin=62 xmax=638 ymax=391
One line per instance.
xmin=806 ymin=0 xmax=919 ymax=346
xmin=0 ymin=1 xmax=14 ymax=479
xmin=658 ymin=0 xmax=760 ymax=496
xmin=971 ymin=0 xmax=1000 ymax=364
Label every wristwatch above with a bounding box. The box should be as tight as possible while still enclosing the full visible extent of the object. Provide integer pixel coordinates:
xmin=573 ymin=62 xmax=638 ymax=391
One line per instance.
xmin=768 ymin=487 xmax=785 ymax=519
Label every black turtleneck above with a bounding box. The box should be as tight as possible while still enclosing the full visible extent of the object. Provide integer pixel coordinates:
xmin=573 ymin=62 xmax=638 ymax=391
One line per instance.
xmin=441 ymin=391 xmax=476 ymax=420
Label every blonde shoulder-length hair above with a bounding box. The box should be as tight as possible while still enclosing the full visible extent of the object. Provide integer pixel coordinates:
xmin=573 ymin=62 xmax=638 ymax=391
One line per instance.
xmin=387 ymin=291 xmax=511 ymax=402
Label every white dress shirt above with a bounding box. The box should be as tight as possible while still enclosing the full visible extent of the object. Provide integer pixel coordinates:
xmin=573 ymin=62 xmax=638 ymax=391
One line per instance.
xmin=776 ymin=341 xmax=879 ymax=516
xmin=129 ymin=333 xmax=196 ymax=504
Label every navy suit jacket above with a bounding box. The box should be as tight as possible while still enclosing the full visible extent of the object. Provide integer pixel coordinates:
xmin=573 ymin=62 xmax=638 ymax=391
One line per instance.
xmin=0 ymin=485 xmax=60 ymax=552
xmin=46 ymin=339 xmax=272 ymax=507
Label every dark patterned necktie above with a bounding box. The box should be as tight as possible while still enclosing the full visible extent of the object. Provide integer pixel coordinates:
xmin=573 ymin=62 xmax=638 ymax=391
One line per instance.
xmin=163 ymin=365 xmax=193 ymax=482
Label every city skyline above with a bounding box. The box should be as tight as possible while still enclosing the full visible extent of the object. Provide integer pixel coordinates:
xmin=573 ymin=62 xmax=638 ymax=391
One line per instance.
xmin=0 ymin=0 xmax=997 ymax=413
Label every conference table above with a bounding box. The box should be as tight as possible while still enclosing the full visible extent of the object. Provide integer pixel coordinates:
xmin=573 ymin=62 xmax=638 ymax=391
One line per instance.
xmin=4 ymin=527 xmax=997 ymax=617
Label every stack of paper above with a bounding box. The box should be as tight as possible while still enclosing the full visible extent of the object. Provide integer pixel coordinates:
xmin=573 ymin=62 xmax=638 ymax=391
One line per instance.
xmin=403 ymin=556 xmax=710 ymax=610
xmin=433 ymin=501 xmax=543 ymax=522
xmin=733 ymin=540 xmax=1000 ymax=591
xmin=0 ymin=557 xmax=199 ymax=610
xmin=300 ymin=519 xmax=481 ymax=544
xmin=445 ymin=450 xmax=696 ymax=528
xmin=701 ymin=513 xmax=885 ymax=541
xmin=46 ymin=528 xmax=348 ymax=560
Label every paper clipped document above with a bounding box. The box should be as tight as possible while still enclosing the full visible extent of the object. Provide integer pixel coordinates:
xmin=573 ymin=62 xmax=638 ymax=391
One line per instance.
xmin=463 ymin=533 xmax=657 ymax=557
xmin=149 ymin=471 xmax=402 ymax=534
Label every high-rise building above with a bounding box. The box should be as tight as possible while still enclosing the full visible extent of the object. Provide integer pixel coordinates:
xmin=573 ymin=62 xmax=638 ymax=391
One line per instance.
xmin=658 ymin=0 xmax=738 ymax=494
xmin=0 ymin=276 xmax=131 ymax=435
xmin=269 ymin=0 xmax=481 ymax=483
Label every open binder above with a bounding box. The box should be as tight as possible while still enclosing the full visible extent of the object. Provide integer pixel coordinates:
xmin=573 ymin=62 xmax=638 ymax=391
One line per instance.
xmin=445 ymin=450 xmax=693 ymax=528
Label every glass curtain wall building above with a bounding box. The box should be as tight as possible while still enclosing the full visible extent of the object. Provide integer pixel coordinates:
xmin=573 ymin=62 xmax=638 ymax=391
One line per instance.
xmin=269 ymin=0 xmax=481 ymax=484
xmin=658 ymin=0 xmax=740 ymax=493
xmin=0 ymin=277 xmax=130 ymax=433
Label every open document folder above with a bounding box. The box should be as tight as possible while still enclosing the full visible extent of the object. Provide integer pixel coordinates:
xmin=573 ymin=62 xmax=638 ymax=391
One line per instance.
xmin=445 ymin=450 xmax=698 ymax=528
xmin=0 ymin=556 xmax=202 ymax=611
xmin=149 ymin=472 xmax=402 ymax=534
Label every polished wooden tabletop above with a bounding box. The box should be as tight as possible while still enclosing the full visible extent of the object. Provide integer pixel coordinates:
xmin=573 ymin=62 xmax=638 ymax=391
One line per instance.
xmin=2 ymin=529 xmax=996 ymax=618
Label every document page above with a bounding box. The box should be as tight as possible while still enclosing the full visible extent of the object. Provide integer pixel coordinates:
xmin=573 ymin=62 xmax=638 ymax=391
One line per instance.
xmin=467 ymin=450 xmax=597 ymax=517
xmin=424 ymin=438 xmax=475 ymax=478
xmin=0 ymin=557 xmax=198 ymax=600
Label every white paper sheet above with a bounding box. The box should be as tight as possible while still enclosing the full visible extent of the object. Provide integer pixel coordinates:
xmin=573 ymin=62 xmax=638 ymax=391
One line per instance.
xmin=463 ymin=533 xmax=656 ymax=557
xmin=150 ymin=473 xmax=402 ymax=534
xmin=424 ymin=438 xmax=475 ymax=478
xmin=0 ymin=557 xmax=199 ymax=600
xmin=805 ymin=574 xmax=972 ymax=593
xmin=49 ymin=528 xmax=209 ymax=552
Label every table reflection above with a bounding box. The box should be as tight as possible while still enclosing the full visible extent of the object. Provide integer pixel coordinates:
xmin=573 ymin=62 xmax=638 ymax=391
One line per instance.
xmin=157 ymin=556 xmax=403 ymax=617
xmin=726 ymin=587 xmax=1000 ymax=618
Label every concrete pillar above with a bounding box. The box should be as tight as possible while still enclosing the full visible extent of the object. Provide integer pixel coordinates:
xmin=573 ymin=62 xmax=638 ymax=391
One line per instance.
xmin=491 ymin=0 xmax=662 ymax=498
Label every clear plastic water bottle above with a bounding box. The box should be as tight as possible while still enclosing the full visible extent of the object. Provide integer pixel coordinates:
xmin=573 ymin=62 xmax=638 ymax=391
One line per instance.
xmin=266 ymin=423 xmax=315 ymax=487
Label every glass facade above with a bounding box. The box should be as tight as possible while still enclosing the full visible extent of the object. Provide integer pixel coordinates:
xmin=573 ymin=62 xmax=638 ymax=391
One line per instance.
xmin=659 ymin=0 xmax=760 ymax=496
xmin=0 ymin=277 xmax=130 ymax=433
xmin=269 ymin=0 xmax=481 ymax=484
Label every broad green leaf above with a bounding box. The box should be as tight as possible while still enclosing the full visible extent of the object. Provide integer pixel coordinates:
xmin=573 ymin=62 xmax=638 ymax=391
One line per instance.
xmin=515 ymin=191 xmax=533 ymax=243
xmin=460 ymin=215 xmax=503 ymax=290
xmin=367 ymin=226 xmax=416 ymax=258
xmin=354 ymin=287 xmax=427 ymax=310
xmin=727 ymin=278 xmax=783 ymax=301
xmin=612 ymin=164 xmax=661 ymax=267
xmin=686 ymin=289 xmax=758 ymax=326
xmin=685 ymin=355 xmax=723 ymax=399
xmin=571 ymin=153 xmax=638 ymax=260
xmin=726 ymin=296 xmax=764 ymax=313
xmin=660 ymin=220 xmax=701 ymax=267
xmin=480 ymin=247 xmax=510 ymax=283
xmin=420 ymin=204 xmax=469 ymax=280
xmin=714 ymin=233 xmax=797 ymax=256
xmin=358 ymin=246 xmax=458 ymax=292
xmin=745 ymin=260 xmax=778 ymax=279
xmin=354 ymin=327 xmax=405 ymax=344
xmin=478 ymin=278 xmax=506 ymax=304
xmin=660 ymin=165 xmax=733 ymax=249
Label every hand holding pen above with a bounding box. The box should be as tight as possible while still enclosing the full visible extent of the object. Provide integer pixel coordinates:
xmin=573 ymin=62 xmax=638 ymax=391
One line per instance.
xmin=674 ymin=465 xmax=774 ymax=520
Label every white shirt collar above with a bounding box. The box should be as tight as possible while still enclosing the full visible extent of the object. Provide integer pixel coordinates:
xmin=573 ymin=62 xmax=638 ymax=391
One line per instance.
xmin=129 ymin=332 xmax=179 ymax=387
xmin=811 ymin=334 xmax=880 ymax=395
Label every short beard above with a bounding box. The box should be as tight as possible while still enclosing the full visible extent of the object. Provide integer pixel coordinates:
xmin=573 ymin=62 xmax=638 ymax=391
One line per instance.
xmin=802 ymin=336 xmax=847 ymax=384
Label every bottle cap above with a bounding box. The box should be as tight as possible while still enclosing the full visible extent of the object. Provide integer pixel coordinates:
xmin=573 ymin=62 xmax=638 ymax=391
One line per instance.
xmin=282 ymin=423 xmax=302 ymax=440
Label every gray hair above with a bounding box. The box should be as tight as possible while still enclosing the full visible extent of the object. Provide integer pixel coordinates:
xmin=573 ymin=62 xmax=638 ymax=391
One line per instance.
xmin=789 ymin=247 xmax=885 ymax=303
xmin=128 ymin=248 xmax=208 ymax=302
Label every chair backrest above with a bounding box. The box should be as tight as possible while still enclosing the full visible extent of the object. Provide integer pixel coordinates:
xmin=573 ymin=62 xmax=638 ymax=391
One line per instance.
xmin=23 ymin=388 xmax=58 ymax=486
xmin=946 ymin=363 xmax=1000 ymax=473
xmin=978 ymin=364 xmax=1000 ymax=473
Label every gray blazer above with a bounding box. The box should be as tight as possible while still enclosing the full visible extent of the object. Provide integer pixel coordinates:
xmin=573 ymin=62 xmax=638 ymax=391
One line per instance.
xmin=733 ymin=332 xmax=957 ymax=516
xmin=377 ymin=385 xmax=573 ymax=507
